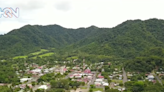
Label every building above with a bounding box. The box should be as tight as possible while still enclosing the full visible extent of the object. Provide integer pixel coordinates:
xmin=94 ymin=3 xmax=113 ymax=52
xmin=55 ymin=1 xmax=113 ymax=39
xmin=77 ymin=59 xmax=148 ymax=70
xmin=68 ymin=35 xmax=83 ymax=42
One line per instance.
xmin=102 ymin=82 xmax=109 ymax=86
xmin=31 ymin=69 xmax=41 ymax=74
xmin=38 ymin=85 xmax=48 ymax=90
xmin=94 ymin=82 xmax=101 ymax=86
xmin=148 ymin=75 xmax=154 ymax=81
xmin=98 ymin=76 xmax=104 ymax=79
xmin=20 ymin=78 xmax=31 ymax=83
xmin=95 ymin=79 xmax=103 ymax=82
xmin=84 ymin=69 xmax=91 ymax=74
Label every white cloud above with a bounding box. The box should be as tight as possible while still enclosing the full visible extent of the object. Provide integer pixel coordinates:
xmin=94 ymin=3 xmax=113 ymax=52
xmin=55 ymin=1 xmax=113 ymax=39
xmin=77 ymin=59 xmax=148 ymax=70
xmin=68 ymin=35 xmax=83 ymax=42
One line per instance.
xmin=0 ymin=0 xmax=164 ymax=34
xmin=54 ymin=0 xmax=72 ymax=11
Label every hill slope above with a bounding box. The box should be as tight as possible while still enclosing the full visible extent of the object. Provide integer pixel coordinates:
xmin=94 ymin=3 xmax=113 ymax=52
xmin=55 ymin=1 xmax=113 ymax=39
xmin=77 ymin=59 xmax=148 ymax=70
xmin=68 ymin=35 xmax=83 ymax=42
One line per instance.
xmin=65 ymin=19 xmax=164 ymax=58
xmin=1 ymin=18 xmax=164 ymax=59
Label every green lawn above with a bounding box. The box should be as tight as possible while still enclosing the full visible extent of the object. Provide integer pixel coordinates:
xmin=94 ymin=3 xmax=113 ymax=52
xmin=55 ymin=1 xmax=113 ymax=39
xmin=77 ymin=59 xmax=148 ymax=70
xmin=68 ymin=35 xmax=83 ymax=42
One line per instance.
xmin=39 ymin=52 xmax=55 ymax=58
xmin=92 ymin=88 xmax=103 ymax=91
xmin=80 ymin=87 xmax=87 ymax=89
xmin=112 ymin=80 xmax=123 ymax=83
xmin=66 ymin=56 xmax=78 ymax=60
xmin=13 ymin=56 xmax=28 ymax=59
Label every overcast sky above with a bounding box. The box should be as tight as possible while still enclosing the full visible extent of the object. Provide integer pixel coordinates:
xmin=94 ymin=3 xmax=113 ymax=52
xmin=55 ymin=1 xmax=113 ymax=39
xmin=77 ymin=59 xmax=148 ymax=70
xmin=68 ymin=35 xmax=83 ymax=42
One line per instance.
xmin=0 ymin=0 xmax=164 ymax=34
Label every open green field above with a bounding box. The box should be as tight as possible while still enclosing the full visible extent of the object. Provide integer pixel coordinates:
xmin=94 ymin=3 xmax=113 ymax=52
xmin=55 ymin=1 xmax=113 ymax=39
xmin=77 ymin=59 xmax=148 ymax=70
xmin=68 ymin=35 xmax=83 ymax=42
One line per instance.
xmin=80 ymin=87 xmax=87 ymax=89
xmin=31 ymin=52 xmax=54 ymax=59
xmin=13 ymin=56 xmax=28 ymax=59
xmin=66 ymin=56 xmax=78 ymax=60
xmin=13 ymin=49 xmax=55 ymax=59
xmin=112 ymin=80 xmax=123 ymax=83
xmin=39 ymin=52 xmax=54 ymax=58
xmin=91 ymin=88 xmax=103 ymax=91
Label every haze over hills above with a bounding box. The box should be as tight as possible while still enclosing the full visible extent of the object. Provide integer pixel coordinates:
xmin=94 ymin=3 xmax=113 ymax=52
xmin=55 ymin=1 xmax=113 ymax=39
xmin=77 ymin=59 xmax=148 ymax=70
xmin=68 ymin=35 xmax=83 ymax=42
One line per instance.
xmin=1 ymin=18 xmax=164 ymax=59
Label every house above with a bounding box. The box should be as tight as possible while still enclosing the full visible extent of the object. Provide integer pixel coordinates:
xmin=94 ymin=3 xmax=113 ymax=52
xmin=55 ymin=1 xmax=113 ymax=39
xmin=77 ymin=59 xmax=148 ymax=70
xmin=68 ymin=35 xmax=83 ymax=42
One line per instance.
xmin=102 ymin=82 xmax=109 ymax=86
xmin=95 ymin=79 xmax=103 ymax=82
xmin=38 ymin=85 xmax=48 ymax=90
xmin=87 ymin=76 xmax=92 ymax=79
xmin=44 ymin=69 xmax=49 ymax=73
xmin=19 ymin=84 xmax=26 ymax=89
xmin=118 ymin=87 xmax=126 ymax=91
xmin=119 ymin=75 xmax=123 ymax=80
xmin=94 ymin=82 xmax=101 ymax=86
xmin=98 ymin=76 xmax=104 ymax=79
xmin=31 ymin=69 xmax=41 ymax=74
xmin=148 ymin=75 xmax=154 ymax=81
xmin=84 ymin=69 xmax=91 ymax=74
xmin=20 ymin=78 xmax=31 ymax=83
xmin=69 ymin=75 xmax=74 ymax=78
xmin=109 ymin=75 xmax=113 ymax=79
xmin=75 ymin=74 xmax=82 ymax=78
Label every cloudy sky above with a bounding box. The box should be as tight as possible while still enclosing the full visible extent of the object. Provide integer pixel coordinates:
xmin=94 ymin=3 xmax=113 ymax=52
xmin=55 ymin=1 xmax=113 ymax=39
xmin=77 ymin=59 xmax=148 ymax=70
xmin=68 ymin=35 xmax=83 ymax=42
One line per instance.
xmin=0 ymin=0 xmax=164 ymax=34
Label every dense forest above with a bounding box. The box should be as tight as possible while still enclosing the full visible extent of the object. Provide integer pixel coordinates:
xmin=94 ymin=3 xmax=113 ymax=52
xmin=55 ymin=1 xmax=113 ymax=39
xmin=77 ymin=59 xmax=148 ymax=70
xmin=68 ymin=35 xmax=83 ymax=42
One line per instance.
xmin=1 ymin=18 xmax=164 ymax=60
xmin=125 ymin=47 xmax=164 ymax=72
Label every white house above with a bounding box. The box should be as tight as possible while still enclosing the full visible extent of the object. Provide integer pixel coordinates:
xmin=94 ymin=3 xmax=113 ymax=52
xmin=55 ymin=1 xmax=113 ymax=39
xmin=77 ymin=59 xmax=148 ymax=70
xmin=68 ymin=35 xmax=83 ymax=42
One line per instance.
xmin=20 ymin=78 xmax=31 ymax=83
xmin=102 ymin=82 xmax=109 ymax=86
xmin=31 ymin=69 xmax=41 ymax=74
xmin=94 ymin=82 xmax=101 ymax=86
xmin=148 ymin=75 xmax=154 ymax=81
xmin=95 ymin=79 xmax=103 ymax=82
xmin=38 ymin=85 xmax=48 ymax=90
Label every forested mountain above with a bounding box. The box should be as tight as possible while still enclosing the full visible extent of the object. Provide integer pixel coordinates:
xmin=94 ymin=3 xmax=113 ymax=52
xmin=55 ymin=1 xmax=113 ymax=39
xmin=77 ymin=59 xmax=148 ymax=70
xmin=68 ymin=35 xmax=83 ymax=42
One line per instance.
xmin=0 ymin=25 xmax=103 ymax=58
xmin=125 ymin=47 xmax=164 ymax=72
xmin=65 ymin=19 xmax=164 ymax=58
xmin=1 ymin=18 xmax=164 ymax=59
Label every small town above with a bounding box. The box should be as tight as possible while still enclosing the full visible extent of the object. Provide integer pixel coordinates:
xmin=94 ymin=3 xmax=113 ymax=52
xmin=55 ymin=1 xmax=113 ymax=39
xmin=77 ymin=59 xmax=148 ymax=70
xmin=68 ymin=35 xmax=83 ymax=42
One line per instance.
xmin=0 ymin=57 xmax=162 ymax=92
xmin=0 ymin=0 xmax=164 ymax=92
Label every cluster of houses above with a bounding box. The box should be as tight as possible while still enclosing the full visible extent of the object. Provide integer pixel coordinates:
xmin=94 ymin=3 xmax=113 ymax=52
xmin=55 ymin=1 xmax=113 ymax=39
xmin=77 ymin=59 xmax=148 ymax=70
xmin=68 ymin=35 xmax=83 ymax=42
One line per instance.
xmin=17 ymin=63 xmax=68 ymax=91
xmin=94 ymin=74 xmax=109 ymax=87
xmin=69 ymin=68 xmax=94 ymax=83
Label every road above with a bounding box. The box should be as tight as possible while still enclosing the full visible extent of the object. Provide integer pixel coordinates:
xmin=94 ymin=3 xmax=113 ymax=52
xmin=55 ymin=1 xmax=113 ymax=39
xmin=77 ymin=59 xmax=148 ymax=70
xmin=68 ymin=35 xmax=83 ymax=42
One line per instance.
xmin=154 ymin=74 xmax=163 ymax=85
xmin=110 ymin=82 xmax=115 ymax=89
xmin=122 ymin=68 xmax=127 ymax=84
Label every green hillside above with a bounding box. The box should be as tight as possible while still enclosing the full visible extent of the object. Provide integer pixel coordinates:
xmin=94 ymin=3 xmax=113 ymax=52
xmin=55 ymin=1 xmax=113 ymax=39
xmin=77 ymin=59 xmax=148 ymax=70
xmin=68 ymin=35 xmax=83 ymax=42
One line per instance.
xmin=65 ymin=19 xmax=164 ymax=58
xmin=1 ymin=18 xmax=164 ymax=60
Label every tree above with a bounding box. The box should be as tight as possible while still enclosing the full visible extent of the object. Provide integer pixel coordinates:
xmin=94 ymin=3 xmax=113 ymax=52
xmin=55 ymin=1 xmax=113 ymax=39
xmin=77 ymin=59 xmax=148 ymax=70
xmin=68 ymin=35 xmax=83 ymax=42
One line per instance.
xmin=90 ymin=85 xmax=95 ymax=88
xmin=105 ymin=86 xmax=109 ymax=90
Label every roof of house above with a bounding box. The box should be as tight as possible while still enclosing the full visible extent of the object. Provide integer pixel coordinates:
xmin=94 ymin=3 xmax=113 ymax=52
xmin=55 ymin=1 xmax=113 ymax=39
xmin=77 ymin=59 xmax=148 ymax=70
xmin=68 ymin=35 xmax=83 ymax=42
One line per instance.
xmin=63 ymin=68 xmax=67 ymax=71
xmin=84 ymin=69 xmax=91 ymax=73
xmin=98 ymin=76 xmax=104 ymax=78
xmin=38 ymin=85 xmax=48 ymax=90
xmin=148 ymin=75 xmax=154 ymax=78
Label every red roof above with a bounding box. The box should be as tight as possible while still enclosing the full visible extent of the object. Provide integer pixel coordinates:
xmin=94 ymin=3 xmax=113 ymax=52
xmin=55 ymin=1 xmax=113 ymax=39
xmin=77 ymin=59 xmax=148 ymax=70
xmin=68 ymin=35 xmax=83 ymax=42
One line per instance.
xmin=84 ymin=69 xmax=91 ymax=73
xmin=63 ymin=68 xmax=67 ymax=71
xmin=38 ymin=67 xmax=42 ymax=69
xmin=70 ymin=69 xmax=74 ymax=71
xmin=98 ymin=76 xmax=104 ymax=78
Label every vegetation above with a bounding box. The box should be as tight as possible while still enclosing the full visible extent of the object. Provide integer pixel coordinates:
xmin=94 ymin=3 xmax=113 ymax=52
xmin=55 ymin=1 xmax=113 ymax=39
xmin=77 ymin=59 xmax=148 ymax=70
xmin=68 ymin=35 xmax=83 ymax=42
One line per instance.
xmin=125 ymin=47 xmax=164 ymax=72
xmin=1 ymin=18 xmax=164 ymax=60
xmin=1 ymin=18 xmax=164 ymax=91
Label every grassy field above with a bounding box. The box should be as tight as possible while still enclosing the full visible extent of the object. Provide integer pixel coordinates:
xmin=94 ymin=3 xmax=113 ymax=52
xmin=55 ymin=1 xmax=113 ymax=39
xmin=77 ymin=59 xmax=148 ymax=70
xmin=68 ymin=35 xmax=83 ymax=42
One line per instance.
xmin=112 ymin=80 xmax=123 ymax=83
xmin=12 ymin=49 xmax=56 ymax=59
xmin=66 ymin=56 xmax=78 ymax=60
xmin=30 ymin=49 xmax=48 ymax=55
xmin=31 ymin=52 xmax=54 ymax=59
xmin=91 ymin=88 xmax=103 ymax=91
xmin=13 ymin=56 xmax=28 ymax=59
xmin=80 ymin=87 xmax=87 ymax=89
xmin=39 ymin=52 xmax=55 ymax=58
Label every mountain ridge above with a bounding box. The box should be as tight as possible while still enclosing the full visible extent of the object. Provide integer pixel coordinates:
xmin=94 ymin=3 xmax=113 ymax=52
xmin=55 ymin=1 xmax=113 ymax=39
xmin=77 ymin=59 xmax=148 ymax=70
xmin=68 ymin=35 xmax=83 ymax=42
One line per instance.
xmin=0 ymin=18 xmax=164 ymax=59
